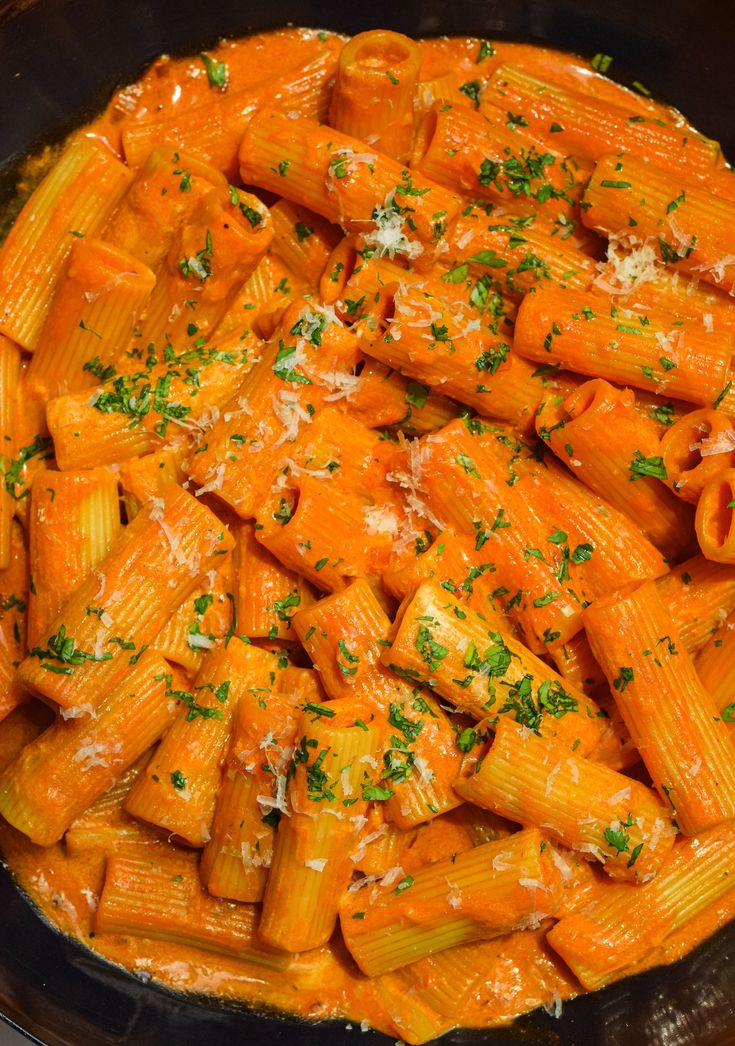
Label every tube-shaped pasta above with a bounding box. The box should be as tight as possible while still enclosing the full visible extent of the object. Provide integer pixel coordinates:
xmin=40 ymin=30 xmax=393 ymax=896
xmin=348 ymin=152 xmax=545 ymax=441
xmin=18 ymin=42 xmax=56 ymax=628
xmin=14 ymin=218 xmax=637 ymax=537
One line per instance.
xmin=0 ymin=703 xmax=53 ymax=775
xmin=547 ymin=824 xmax=735 ymax=990
xmin=695 ymin=467 xmax=735 ymax=562
xmin=134 ymin=188 xmax=272 ymax=348
xmin=0 ymin=336 xmax=21 ymax=570
xmin=0 ymin=649 xmax=177 ymax=846
xmin=440 ymin=205 xmax=597 ymax=302
xmin=340 ymin=827 xmax=559 ymax=976
xmin=103 ymin=146 xmax=227 ymax=270
xmin=218 ymin=253 xmax=311 ymax=341
xmin=351 ymin=806 xmax=418 ymax=876
xmin=417 ymin=67 xmax=491 ymax=112
xmin=186 ymin=300 xmax=360 ymax=518
xmin=47 ymin=331 xmax=257 ymax=470
xmin=415 ymin=419 xmax=589 ymax=646
xmin=552 ymin=553 xmax=735 ymax=691
xmin=362 ymin=280 xmax=542 ymax=429
xmin=275 ymin=402 xmax=393 ymax=497
xmin=382 ymin=528 xmax=488 ymax=611
xmin=292 ymin=579 xmax=464 ymax=827
xmin=95 ymin=850 xmax=290 ymax=969
xmin=482 ymin=66 xmax=721 ymax=172
xmin=657 ymin=554 xmax=735 ymax=653
xmin=412 ymin=102 xmax=589 ymax=223
xmin=366 ymin=972 xmax=454 ymax=1045
xmin=455 ymin=717 xmax=675 ymax=882
xmin=380 ymin=697 xmax=464 ymax=830
xmin=256 ymin=475 xmax=395 ymax=593
xmin=27 ymin=469 xmax=121 ymax=646
xmin=536 ymin=380 xmax=694 ymax=561
xmin=238 ymin=109 xmax=462 ymax=264
xmin=695 ymin=612 xmax=735 ymax=722
xmin=17 ymin=484 xmax=233 ymax=710
xmin=583 ymin=153 xmax=735 ymax=295
xmin=632 ymin=388 xmax=690 ymax=436
xmin=124 ymin=640 xmax=274 ymax=847
xmin=609 ymin=264 xmax=735 ymax=337
xmin=348 ymin=360 xmax=458 ymax=435
xmin=522 ymin=447 xmax=669 ymax=595
xmin=0 ymin=522 xmax=28 ymax=724
xmin=488 ymin=43 xmax=682 ymax=118
xmin=329 ymin=31 xmax=421 ymax=163
xmin=118 ymin=448 xmax=185 ymax=515
xmin=8 ymin=390 xmax=54 ymax=522
xmin=268 ymin=200 xmax=341 ymax=284
xmin=200 ymin=689 xmax=300 ymax=902
xmin=0 ymin=137 xmax=133 ymax=350
xmin=233 ymin=521 xmax=315 ymax=640
xmin=122 ymin=46 xmax=342 ymax=175
xmin=153 ymin=552 xmax=234 ymax=673
xmin=547 ymin=631 xmax=607 ymax=694
xmin=383 ymin=935 xmax=552 ymax=1034
xmin=64 ymin=760 xmax=162 ymax=854
xmin=660 ymin=408 xmax=735 ymax=504
xmin=47 ymin=389 xmax=155 ymax=469
xmin=385 ymin=581 xmax=610 ymax=757
xmin=292 ymin=578 xmax=410 ymax=707
xmin=514 ymin=288 xmax=734 ymax=406
xmin=584 ymin=580 xmax=735 ymax=834
xmin=258 ymin=698 xmax=382 ymax=951
xmin=320 ymin=236 xmax=429 ymax=318
xmin=26 ymin=239 xmax=156 ymax=399
xmin=276 ymin=665 xmax=326 ymax=702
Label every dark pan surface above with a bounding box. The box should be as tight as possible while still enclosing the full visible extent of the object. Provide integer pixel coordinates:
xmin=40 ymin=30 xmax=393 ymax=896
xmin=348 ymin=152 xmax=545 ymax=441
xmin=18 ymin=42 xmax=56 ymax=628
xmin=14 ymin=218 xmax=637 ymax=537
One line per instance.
xmin=1 ymin=1 xmax=735 ymax=1043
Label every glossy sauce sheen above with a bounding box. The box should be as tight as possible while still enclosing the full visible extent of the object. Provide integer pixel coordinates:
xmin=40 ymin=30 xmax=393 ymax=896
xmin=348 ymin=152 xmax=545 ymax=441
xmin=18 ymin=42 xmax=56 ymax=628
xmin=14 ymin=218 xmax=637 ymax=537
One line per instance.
xmin=0 ymin=26 xmax=732 ymax=1042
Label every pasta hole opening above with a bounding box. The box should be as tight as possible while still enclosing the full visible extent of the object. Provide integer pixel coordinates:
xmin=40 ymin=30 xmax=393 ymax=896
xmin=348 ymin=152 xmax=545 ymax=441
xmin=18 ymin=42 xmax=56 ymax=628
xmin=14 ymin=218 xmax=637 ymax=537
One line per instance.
xmin=707 ymin=480 xmax=735 ymax=549
xmin=380 ymin=288 xmax=399 ymax=328
xmin=352 ymin=33 xmax=416 ymax=73
xmin=411 ymin=108 xmax=439 ymax=169
xmin=564 ymin=382 xmax=602 ymax=420
xmin=671 ymin=421 xmax=713 ymax=475
xmin=320 ymin=238 xmax=358 ymax=305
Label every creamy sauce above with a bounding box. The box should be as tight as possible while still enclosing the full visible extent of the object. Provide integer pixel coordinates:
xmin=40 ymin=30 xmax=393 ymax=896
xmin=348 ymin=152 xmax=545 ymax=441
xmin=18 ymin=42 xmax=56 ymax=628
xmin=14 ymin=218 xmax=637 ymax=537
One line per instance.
xmin=0 ymin=26 xmax=731 ymax=1042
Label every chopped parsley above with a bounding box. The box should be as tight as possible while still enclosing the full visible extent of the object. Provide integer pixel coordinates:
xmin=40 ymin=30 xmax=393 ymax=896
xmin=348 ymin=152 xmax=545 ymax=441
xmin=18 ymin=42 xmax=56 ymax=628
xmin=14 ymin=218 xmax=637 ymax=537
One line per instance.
xmin=629 ymin=451 xmax=667 ymax=482
xmin=200 ymin=52 xmax=228 ymax=90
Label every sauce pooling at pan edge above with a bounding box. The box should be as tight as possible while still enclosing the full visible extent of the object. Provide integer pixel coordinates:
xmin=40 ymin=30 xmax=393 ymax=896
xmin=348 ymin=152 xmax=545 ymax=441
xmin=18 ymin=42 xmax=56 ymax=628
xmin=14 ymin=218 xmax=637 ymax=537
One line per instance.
xmin=2 ymin=24 xmax=735 ymax=1044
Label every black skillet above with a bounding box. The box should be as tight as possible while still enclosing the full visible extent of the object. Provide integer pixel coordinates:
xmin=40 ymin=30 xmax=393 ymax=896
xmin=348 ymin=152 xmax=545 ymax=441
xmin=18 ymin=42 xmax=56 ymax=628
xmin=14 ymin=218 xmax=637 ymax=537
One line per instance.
xmin=1 ymin=1 xmax=734 ymax=1043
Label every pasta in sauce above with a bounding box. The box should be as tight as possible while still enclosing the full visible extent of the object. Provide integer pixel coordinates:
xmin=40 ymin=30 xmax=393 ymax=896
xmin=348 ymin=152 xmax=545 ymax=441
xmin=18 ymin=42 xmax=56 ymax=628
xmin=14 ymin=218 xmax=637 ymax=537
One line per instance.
xmin=1 ymin=25 xmax=735 ymax=1043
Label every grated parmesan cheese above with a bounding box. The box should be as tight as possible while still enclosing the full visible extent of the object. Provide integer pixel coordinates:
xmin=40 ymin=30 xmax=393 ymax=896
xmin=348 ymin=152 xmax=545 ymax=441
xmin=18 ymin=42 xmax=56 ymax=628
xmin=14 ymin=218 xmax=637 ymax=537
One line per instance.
xmin=60 ymin=703 xmax=95 ymax=721
xmin=379 ymin=865 xmax=405 ymax=888
xmin=194 ymin=462 xmax=226 ymax=497
xmin=519 ymin=877 xmax=545 ymax=892
xmin=305 ymin=858 xmax=327 ymax=872
xmin=363 ymin=504 xmax=400 ymax=537
xmin=363 ymin=192 xmax=424 ymax=261
xmin=492 ymin=851 xmax=513 ymax=872
xmin=694 ymin=429 xmax=735 ymax=457
xmin=257 ymin=772 xmax=291 ymax=818
xmin=72 ymin=740 xmax=122 ymax=771
xmin=593 ymin=235 xmax=659 ymax=294
xmin=691 ymin=254 xmax=735 ymax=285
xmin=270 ymin=391 xmax=313 ymax=447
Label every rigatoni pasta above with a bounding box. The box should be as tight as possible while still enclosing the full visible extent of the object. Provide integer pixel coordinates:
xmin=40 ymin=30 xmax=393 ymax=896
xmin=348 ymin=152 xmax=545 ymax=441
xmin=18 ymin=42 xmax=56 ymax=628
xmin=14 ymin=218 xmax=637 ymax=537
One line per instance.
xmin=584 ymin=580 xmax=735 ymax=835
xmin=3 ymin=23 xmax=735 ymax=1046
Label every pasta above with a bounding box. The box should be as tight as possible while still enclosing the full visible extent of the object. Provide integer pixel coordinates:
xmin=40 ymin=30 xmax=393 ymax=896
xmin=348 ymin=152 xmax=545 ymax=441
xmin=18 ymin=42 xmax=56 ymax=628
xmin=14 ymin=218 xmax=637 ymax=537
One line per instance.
xmin=1 ymin=23 xmax=735 ymax=1046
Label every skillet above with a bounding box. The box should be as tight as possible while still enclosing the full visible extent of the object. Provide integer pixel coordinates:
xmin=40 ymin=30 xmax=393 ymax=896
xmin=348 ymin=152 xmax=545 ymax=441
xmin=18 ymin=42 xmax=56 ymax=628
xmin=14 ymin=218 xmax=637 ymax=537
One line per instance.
xmin=1 ymin=1 xmax=734 ymax=1042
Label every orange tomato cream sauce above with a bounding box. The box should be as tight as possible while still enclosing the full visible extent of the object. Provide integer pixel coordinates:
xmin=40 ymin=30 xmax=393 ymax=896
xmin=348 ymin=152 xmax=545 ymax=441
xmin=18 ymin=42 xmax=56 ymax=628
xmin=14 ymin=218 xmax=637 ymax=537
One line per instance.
xmin=2 ymin=24 xmax=735 ymax=1045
